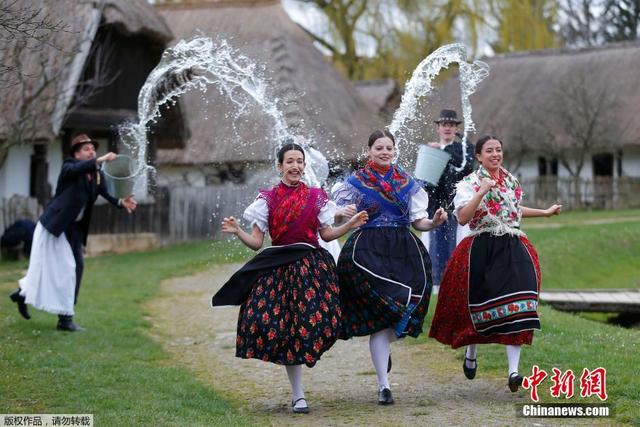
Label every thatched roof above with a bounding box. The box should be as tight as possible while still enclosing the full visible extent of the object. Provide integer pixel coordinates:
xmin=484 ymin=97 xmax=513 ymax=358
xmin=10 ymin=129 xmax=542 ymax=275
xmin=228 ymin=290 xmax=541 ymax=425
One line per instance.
xmin=0 ymin=0 xmax=172 ymax=142
xmin=102 ymin=0 xmax=173 ymax=44
xmin=430 ymin=41 xmax=640 ymax=153
xmin=155 ymin=0 xmax=381 ymax=165
xmin=355 ymin=79 xmax=401 ymax=113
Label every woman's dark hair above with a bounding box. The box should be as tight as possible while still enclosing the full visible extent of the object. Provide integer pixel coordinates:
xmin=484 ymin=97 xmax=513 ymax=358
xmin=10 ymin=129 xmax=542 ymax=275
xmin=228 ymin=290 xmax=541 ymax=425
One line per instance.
xmin=368 ymin=129 xmax=395 ymax=148
xmin=475 ymin=135 xmax=503 ymax=154
xmin=277 ymin=142 xmax=305 ymax=164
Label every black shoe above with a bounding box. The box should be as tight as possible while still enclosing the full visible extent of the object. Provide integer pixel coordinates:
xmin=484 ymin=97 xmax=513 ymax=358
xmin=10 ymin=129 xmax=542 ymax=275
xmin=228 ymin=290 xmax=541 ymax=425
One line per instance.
xmin=508 ymin=372 xmax=523 ymax=392
xmin=387 ymin=354 xmax=392 ymax=373
xmin=377 ymin=388 xmax=394 ymax=405
xmin=56 ymin=316 xmax=85 ymax=332
xmin=9 ymin=289 xmax=30 ymax=320
xmin=291 ymin=397 xmax=310 ymax=414
xmin=463 ymin=356 xmax=477 ymax=380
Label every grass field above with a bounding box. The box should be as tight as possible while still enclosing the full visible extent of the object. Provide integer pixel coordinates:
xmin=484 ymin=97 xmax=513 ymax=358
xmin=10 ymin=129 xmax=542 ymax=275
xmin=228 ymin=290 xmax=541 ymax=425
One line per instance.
xmin=525 ymin=219 xmax=640 ymax=290
xmin=1 ymin=210 xmax=639 ymax=425
xmin=1 ymin=240 xmax=255 ymax=426
xmin=417 ymin=209 xmax=640 ymax=424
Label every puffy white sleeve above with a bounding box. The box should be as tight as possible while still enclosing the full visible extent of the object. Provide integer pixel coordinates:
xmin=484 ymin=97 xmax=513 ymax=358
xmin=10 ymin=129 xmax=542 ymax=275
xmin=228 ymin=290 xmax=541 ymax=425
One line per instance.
xmin=331 ymin=181 xmax=356 ymax=207
xmin=242 ymin=197 xmax=269 ymax=233
xmin=409 ymin=188 xmax=430 ymax=221
xmin=318 ymin=200 xmax=337 ymax=229
xmin=453 ymin=179 xmax=475 ymax=219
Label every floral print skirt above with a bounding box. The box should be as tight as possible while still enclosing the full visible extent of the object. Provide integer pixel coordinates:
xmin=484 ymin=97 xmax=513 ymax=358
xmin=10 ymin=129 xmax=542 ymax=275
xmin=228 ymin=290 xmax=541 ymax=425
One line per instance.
xmin=235 ymin=248 xmax=341 ymax=367
xmin=337 ymin=227 xmax=432 ymax=339
xmin=429 ymin=233 xmax=541 ymax=348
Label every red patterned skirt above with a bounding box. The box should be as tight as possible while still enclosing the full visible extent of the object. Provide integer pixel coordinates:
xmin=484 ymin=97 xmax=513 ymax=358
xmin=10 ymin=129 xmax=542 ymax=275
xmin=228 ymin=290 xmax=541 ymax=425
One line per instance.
xmin=235 ymin=248 xmax=341 ymax=367
xmin=429 ymin=232 xmax=541 ymax=348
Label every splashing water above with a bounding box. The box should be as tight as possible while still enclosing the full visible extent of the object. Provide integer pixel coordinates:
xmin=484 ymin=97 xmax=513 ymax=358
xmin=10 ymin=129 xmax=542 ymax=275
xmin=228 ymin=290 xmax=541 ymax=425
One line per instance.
xmin=118 ymin=36 xmax=328 ymax=188
xmin=389 ymin=43 xmax=489 ymax=172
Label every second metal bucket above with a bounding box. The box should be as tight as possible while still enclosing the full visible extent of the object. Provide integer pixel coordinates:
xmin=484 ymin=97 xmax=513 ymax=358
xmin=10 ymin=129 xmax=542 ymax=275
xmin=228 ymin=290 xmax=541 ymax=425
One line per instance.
xmin=102 ymin=155 xmax=139 ymax=198
xmin=414 ymin=145 xmax=452 ymax=185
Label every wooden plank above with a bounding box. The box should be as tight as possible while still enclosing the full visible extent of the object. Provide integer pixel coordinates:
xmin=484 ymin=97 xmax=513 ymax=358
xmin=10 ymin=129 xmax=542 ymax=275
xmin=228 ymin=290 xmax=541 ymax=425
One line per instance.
xmin=621 ymin=292 xmax=640 ymax=303
xmin=540 ymin=289 xmax=640 ymax=313
xmin=579 ymin=293 xmax=604 ymax=303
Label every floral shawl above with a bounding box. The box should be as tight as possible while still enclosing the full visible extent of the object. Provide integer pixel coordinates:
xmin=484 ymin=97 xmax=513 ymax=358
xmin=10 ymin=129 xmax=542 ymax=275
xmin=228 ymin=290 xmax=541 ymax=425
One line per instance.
xmin=454 ymin=165 xmax=524 ymax=236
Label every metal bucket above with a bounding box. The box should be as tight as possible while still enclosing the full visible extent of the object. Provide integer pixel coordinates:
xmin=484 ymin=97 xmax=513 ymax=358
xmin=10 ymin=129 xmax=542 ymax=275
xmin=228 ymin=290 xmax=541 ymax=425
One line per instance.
xmin=414 ymin=145 xmax=452 ymax=185
xmin=102 ymin=155 xmax=138 ymax=198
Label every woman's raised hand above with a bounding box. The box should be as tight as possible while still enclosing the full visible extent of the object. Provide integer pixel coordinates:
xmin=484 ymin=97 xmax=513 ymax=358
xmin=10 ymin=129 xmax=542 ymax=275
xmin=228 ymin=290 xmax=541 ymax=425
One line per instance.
xmin=347 ymin=210 xmax=368 ymax=229
xmin=432 ymin=207 xmax=448 ymax=227
xmin=339 ymin=204 xmax=357 ymax=219
xmin=545 ymin=204 xmax=562 ymax=217
xmin=221 ymin=216 xmax=241 ymax=234
xmin=478 ymin=178 xmax=496 ymax=195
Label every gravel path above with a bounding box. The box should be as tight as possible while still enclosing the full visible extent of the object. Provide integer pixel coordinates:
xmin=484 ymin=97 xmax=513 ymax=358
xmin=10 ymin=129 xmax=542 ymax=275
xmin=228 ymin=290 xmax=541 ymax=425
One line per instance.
xmin=145 ymin=265 xmax=608 ymax=426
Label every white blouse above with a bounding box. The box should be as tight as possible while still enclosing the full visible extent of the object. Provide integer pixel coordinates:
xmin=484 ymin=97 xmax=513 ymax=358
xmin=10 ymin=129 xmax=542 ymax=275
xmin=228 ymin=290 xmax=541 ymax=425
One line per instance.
xmin=243 ymin=197 xmax=337 ymax=234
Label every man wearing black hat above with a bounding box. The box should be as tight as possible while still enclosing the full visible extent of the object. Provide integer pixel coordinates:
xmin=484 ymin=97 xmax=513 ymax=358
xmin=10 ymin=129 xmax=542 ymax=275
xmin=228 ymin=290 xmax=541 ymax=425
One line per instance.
xmin=422 ymin=109 xmax=474 ymax=287
xmin=9 ymin=133 xmax=137 ymax=331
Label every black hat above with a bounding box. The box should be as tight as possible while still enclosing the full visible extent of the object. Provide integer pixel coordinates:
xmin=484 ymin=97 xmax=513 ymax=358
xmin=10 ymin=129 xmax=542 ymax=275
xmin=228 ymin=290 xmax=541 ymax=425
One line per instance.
xmin=434 ymin=109 xmax=462 ymax=124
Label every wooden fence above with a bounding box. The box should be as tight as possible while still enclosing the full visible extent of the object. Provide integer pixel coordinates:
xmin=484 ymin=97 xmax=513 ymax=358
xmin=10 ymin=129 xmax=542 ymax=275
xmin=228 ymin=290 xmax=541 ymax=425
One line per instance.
xmin=90 ymin=182 xmax=258 ymax=242
xmin=520 ymin=176 xmax=640 ymax=210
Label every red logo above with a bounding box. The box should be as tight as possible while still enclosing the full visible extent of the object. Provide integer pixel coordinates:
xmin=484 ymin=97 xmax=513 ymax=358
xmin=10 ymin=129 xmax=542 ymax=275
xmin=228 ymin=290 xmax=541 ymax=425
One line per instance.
xmin=522 ymin=365 xmax=548 ymax=402
xmin=580 ymin=367 xmax=608 ymax=401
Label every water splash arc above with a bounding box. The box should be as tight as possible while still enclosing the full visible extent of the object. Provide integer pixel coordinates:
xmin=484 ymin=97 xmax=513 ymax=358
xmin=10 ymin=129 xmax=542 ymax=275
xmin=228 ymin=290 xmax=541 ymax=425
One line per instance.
xmin=119 ymin=36 xmax=327 ymax=188
xmin=389 ymin=43 xmax=489 ymax=172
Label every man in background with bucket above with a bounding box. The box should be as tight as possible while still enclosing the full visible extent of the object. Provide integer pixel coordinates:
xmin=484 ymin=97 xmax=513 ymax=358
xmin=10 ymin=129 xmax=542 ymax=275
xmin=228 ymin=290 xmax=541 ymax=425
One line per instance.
xmin=9 ymin=133 xmax=137 ymax=331
xmin=420 ymin=109 xmax=474 ymax=288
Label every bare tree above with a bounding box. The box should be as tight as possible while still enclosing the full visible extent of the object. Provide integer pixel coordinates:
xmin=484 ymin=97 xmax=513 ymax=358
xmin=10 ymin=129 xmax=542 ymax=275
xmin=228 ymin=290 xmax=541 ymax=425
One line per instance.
xmin=524 ymin=68 xmax=628 ymax=203
xmin=295 ymin=0 xmax=370 ymax=80
xmin=601 ymin=0 xmax=640 ymax=42
xmin=0 ymin=0 xmax=67 ymax=86
xmin=0 ymin=1 xmax=117 ymax=167
xmin=557 ymin=0 xmax=603 ymax=47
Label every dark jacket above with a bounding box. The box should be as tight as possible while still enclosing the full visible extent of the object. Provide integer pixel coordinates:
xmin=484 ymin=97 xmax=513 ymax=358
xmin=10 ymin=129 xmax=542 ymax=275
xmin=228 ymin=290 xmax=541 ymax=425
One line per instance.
xmin=39 ymin=157 xmax=121 ymax=245
xmin=425 ymin=140 xmax=475 ymax=216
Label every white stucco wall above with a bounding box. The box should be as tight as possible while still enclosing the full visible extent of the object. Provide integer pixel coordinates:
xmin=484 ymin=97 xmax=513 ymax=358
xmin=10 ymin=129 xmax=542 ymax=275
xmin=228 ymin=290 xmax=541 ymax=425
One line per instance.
xmin=556 ymin=158 xmax=593 ymax=179
xmin=511 ymin=153 xmax=638 ymax=180
xmin=622 ymin=147 xmax=640 ymax=177
xmin=47 ymin=139 xmax=63 ymax=193
xmin=0 ymin=144 xmax=32 ymax=199
xmin=511 ymin=158 xmax=538 ymax=180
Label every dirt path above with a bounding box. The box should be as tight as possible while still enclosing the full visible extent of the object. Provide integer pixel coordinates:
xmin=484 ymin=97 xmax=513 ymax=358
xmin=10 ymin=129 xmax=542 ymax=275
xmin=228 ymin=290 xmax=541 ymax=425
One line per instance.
xmin=145 ymin=265 xmax=607 ymax=426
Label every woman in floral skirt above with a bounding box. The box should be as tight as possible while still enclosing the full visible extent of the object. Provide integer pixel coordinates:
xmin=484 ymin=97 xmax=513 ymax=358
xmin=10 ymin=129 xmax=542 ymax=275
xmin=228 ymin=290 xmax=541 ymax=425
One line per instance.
xmin=429 ymin=135 xmax=561 ymax=392
xmin=333 ymin=129 xmax=447 ymax=405
xmin=212 ymin=142 xmax=367 ymax=413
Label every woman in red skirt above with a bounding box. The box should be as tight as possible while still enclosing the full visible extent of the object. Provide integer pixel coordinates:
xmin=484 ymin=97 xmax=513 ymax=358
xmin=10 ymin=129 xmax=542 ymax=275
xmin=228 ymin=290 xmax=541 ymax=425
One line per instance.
xmin=429 ymin=135 xmax=561 ymax=392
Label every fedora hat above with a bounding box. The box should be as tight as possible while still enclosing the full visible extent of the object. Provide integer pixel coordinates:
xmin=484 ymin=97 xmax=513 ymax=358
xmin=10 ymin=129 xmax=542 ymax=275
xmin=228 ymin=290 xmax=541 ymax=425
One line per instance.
xmin=434 ymin=109 xmax=462 ymax=124
xmin=70 ymin=133 xmax=99 ymax=154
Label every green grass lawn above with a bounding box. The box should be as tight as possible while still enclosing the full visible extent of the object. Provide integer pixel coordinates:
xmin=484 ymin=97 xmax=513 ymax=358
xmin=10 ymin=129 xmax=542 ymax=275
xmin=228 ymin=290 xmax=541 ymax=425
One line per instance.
xmin=1 ymin=239 xmax=255 ymax=427
xmin=525 ymin=207 xmax=640 ymax=226
xmin=416 ymin=301 xmax=640 ymax=425
xmin=415 ymin=209 xmax=640 ymax=425
xmin=2 ymin=209 xmax=639 ymax=425
xmin=524 ymin=220 xmax=640 ymax=290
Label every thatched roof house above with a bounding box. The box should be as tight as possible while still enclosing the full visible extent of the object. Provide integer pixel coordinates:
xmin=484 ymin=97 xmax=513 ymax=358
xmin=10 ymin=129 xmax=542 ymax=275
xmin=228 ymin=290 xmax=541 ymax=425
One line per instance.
xmin=430 ymin=41 xmax=640 ymax=179
xmin=0 ymin=0 xmax=172 ymax=143
xmin=155 ymin=0 xmax=381 ymax=169
xmin=0 ymin=0 xmax=173 ymax=204
xmin=355 ymin=78 xmax=402 ymax=122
